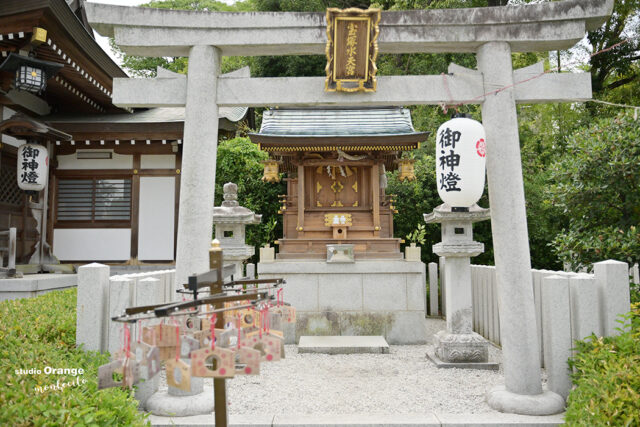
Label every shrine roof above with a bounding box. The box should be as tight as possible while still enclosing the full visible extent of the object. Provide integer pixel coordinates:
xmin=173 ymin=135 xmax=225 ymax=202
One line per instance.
xmin=254 ymin=107 xmax=425 ymax=138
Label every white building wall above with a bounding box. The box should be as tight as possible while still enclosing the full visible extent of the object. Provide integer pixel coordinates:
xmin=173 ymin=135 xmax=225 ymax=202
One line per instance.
xmin=138 ymin=176 xmax=175 ymax=260
xmin=53 ymin=228 xmax=131 ymax=261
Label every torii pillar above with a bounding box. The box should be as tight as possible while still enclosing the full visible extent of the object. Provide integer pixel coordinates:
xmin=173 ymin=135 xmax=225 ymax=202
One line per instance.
xmin=175 ymin=45 xmax=221 ymax=287
xmin=477 ymin=42 xmax=564 ymax=414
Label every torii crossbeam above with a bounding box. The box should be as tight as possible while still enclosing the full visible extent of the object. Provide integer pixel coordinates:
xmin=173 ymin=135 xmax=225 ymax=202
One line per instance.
xmin=86 ymin=0 xmax=613 ymax=416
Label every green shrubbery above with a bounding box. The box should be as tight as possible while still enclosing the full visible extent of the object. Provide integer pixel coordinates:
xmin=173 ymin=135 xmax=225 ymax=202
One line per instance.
xmin=565 ymin=303 xmax=640 ymax=426
xmin=0 ymin=289 xmax=148 ymax=426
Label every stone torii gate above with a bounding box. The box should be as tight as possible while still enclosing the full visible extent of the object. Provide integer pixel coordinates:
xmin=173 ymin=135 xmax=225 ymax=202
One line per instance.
xmin=86 ymin=0 xmax=612 ymax=415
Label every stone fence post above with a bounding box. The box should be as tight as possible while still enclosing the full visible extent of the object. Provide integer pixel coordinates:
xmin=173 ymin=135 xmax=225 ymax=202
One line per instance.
xmin=76 ymin=263 xmax=110 ymax=352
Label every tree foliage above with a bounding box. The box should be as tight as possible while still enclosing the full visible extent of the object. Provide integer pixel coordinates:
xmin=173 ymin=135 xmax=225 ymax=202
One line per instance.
xmin=547 ymin=113 xmax=640 ymax=270
xmin=214 ymin=137 xmax=286 ymax=260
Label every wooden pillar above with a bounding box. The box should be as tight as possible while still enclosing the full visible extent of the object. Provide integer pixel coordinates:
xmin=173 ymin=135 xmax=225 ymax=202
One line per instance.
xmin=297 ymin=164 xmax=304 ymax=237
xmin=130 ymin=154 xmax=141 ymax=261
xmin=371 ymin=163 xmax=380 ymax=237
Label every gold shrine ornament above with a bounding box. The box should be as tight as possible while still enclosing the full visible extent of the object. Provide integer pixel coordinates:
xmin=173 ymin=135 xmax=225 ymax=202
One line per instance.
xmin=325 ymin=8 xmax=380 ymax=92
xmin=396 ymin=158 xmax=417 ymax=182
xmin=261 ymin=160 xmax=281 ymax=183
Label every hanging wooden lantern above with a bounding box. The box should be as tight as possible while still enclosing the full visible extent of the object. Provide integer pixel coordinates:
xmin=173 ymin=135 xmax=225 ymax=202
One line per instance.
xmin=17 ymin=142 xmax=48 ymax=192
xmin=0 ymin=53 xmax=63 ymax=94
xmin=435 ymin=115 xmax=486 ymax=208
xmin=261 ymin=160 xmax=280 ymax=183
xmin=396 ymin=158 xmax=416 ymax=182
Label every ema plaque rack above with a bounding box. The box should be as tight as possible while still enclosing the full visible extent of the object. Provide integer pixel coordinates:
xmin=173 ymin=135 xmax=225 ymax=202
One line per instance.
xmin=100 ymin=240 xmax=294 ymax=426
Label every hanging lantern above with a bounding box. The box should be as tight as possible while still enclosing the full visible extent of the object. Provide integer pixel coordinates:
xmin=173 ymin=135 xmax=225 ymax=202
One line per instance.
xmin=261 ymin=160 xmax=280 ymax=183
xmin=0 ymin=53 xmax=63 ymax=94
xmin=435 ymin=115 xmax=486 ymax=208
xmin=17 ymin=142 xmax=49 ymax=192
xmin=396 ymin=158 xmax=416 ymax=182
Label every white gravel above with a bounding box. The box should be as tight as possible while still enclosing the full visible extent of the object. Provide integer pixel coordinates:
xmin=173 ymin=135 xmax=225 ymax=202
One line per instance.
xmin=214 ymin=344 xmax=507 ymax=415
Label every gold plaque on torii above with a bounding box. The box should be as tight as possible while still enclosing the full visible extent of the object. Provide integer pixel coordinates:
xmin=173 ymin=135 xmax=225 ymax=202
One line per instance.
xmin=325 ymin=8 xmax=380 ymax=93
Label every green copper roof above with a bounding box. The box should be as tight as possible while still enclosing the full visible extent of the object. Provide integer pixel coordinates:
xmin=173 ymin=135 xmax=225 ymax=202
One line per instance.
xmin=258 ymin=107 xmax=421 ymax=137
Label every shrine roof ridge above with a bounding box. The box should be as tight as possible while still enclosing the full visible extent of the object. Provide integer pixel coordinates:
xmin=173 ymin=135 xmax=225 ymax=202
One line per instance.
xmin=254 ymin=107 xmax=426 ymax=138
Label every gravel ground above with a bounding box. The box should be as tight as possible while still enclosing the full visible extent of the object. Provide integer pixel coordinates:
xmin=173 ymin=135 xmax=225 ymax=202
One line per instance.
xmin=192 ymin=344 xmax=509 ymax=415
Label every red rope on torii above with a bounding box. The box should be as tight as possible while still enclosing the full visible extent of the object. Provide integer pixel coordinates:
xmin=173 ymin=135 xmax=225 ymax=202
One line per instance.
xmin=438 ymin=39 xmax=631 ymax=115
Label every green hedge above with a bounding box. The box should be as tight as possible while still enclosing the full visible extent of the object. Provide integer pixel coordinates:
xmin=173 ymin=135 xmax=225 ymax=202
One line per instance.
xmin=565 ymin=303 xmax=640 ymax=426
xmin=0 ymin=288 xmax=148 ymax=426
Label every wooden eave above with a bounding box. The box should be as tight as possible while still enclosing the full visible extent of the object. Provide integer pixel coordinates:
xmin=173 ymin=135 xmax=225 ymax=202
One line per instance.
xmin=0 ymin=112 xmax=71 ymax=140
xmin=0 ymin=0 xmax=127 ymax=114
xmin=249 ymin=132 xmax=429 ymax=151
xmin=49 ymin=120 xmax=184 ymax=141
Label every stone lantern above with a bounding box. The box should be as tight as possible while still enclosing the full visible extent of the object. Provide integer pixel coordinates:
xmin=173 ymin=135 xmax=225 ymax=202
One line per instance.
xmin=212 ymin=182 xmax=262 ymax=278
xmin=424 ymin=203 xmax=496 ymax=368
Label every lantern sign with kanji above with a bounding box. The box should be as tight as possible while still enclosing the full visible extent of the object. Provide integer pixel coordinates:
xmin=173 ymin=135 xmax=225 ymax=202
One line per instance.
xmin=435 ymin=116 xmax=486 ymax=208
xmin=17 ymin=143 xmax=48 ymax=192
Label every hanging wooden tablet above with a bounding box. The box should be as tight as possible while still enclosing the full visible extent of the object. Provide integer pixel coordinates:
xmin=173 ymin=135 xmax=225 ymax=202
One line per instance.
xmin=122 ymin=357 xmax=139 ymax=389
xmin=142 ymin=324 xmax=177 ymax=346
xmin=181 ymin=315 xmax=201 ymax=333
xmin=165 ymin=358 xmax=191 ymax=391
xmin=190 ymin=347 xmax=235 ymax=378
xmin=236 ymin=347 xmax=261 ymax=375
xmin=180 ymin=335 xmax=200 ymax=358
xmin=98 ymin=359 xmax=123 ymax=390
xmin=239 ymin=332 xmax=282 ymax=362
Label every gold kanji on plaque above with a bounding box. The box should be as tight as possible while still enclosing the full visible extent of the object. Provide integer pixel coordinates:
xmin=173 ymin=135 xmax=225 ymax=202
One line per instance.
xmin=325 ymin=8 xmax=380 ymax=92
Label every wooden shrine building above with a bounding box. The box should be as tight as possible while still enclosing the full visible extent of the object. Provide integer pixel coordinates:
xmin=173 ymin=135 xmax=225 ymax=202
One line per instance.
xmin=250 ymin=107 xmax=429 ymax=260
xmin=0 ymin=0 xmax=248 ymax=268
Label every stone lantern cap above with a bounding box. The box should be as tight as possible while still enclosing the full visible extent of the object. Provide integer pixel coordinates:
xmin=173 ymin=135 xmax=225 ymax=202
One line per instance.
xmin=423 ymin=203 xmax=490 ymax=224
xmin=212 ymin=182 xmax=262 ymax=224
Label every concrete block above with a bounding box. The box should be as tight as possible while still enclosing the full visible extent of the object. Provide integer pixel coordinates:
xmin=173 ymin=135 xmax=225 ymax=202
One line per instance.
xmin=406 ymin=273 xmax=426 ymax=311
xmin=541 ymin=275 xmax=572 ymax=400
xmin=273 ymin=414 xmax=441 ymax=426
xmin=246 ymin=263 xmax=256 ymax=279
xmin=435 ymin=412 xmax=565 ymax=426
xmin=146 ymin=383 xmax=214 ymax=416
xmin=298 ymin=335 xmax=389 ymax=354
xmin=386 ymin=311 xmax=428 ymax=345
xmin=295 ymin=311 xmax=340 ymax=339
xmin=318 ymin=274 xmax=362 ymax=311
xmin=136 ymin=277 xmax=163 ymax=306
xmin=594 ymin=260 xmax=631 ymax=336
xmin=276 ymin=274 xmax=319 ymax=312
xmin=339 ymin=311 xmax=392 ymax=337
xmin=76 ymin=263 xmax=110 ymax=352
xmin=135 ymin=372 xmax=160 ymax=409
xmin=363 ymin=274 xmax=407 ymax=311
xmin=426 ymin=347 xmax=499 ymax=370
xmin=428 ymin=262 xmax=439 ymax=316
xmin=107 ymin=277 xmax=134 ymax=355
xmin=569 ymin=274 xmax=602 ymax=341
xmin=439 ymin=257 xmax=446 ymax=316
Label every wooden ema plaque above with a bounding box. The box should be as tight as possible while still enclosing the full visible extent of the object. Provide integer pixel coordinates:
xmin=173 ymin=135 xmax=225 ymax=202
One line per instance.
xmin=325 ymin=8 xmax=380 ymax=92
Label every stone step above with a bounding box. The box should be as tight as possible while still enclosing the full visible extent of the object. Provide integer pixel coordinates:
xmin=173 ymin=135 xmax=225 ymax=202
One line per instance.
xmin=298 ymin=335 xmax=389 ymax=354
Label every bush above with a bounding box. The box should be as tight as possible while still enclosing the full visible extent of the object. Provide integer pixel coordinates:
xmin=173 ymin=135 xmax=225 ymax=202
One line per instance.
xmin=565 ymin=303 xmax=640 ymax=426
xmin=0 ymin=289 xmax=148 ymax=426
xmin=214 ymin=137 xmax=286 ymax=258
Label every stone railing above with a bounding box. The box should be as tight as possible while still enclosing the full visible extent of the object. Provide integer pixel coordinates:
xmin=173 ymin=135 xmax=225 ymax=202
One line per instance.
xmin=75 ymin=264 xmax=176 ymax=355
xmin=429 ymin=259 xmax=631 ymax=399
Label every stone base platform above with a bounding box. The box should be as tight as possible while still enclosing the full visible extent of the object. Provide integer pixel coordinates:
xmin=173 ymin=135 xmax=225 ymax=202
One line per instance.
xmin=298 ymin=335 xmax=390 ymax=354
xmin=258 ymin=259 xmax=427 ymax=345
xmin=426 ymin=347 xmax=499 ymax=370
xmin=0 ymin=273 xmax=77 ymax=302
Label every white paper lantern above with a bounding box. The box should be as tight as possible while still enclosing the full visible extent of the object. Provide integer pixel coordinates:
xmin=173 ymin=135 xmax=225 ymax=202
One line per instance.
xmin=17 ymin=143 xmax=49 ymax=192
xmin=435 ymin=116 xmax=486 ymax=207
